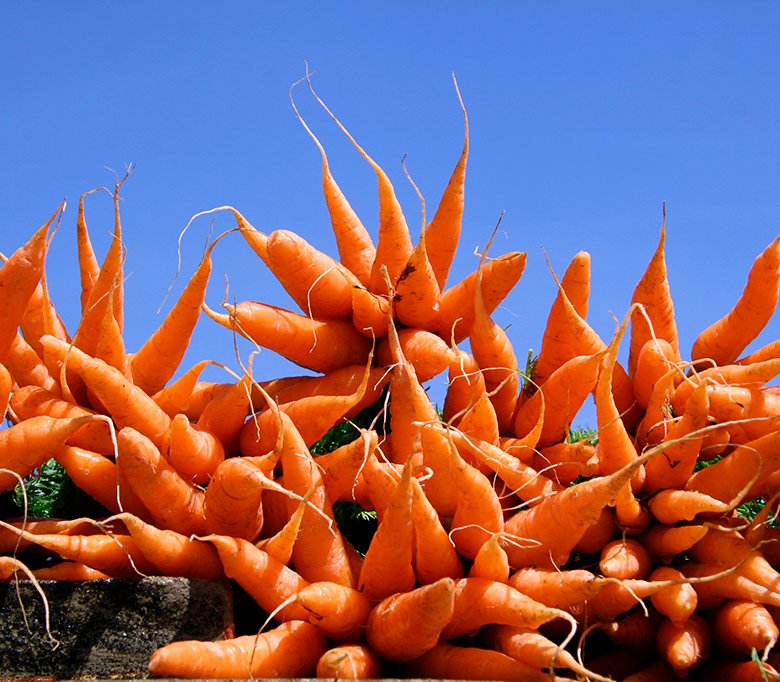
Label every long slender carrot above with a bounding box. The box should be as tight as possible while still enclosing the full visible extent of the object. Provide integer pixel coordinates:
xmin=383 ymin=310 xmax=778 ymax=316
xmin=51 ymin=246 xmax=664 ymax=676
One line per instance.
xmin=20 ymin=276 xmax=70 ymax=357
xmin=202 ymin=300 xmax=372 ymax=373
xmin=692 ymin=235 xmax=780 ymax=365
xmin=76 ymin=190 xmax=101 ymax=315
xmin=0 ymin=203 xmax=61 ymax=363
xmin=147 ymin=620 xmax=327 ymax=679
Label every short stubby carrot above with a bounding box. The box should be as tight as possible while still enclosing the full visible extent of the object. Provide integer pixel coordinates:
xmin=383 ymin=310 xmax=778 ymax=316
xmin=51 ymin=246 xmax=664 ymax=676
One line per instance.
xmin=147 ymin=620 xmax=327 ymax=679
xmin=316 ymin=644 xmax=383 ymax=680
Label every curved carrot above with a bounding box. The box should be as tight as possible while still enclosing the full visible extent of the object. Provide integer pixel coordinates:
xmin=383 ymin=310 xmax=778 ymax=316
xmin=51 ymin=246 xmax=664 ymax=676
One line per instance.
xmin=376 ymin=327 xmax=456 ymax=382
xmin=5 ymin=332 xmax=60 ymax=396
xmin=147 ymin=620 xmax=326 ymax=679
xmin=599 ymin=537 xmax=652 ymax=580
xmin=692 ymin=235 xmax=780 ymax=365
xmin=203 ymin=458 xmax=266 ymax=542
xmin=166 ymin=413 xmax=225 ymax=484
xmin=639 ymin=523 xmax=708 ymax=562
xmin=203 ymin=300 xmax=372 ymax=373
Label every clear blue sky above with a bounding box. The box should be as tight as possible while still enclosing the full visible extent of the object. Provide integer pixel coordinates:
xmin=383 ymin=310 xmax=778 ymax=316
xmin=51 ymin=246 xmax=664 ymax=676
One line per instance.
xmin=2 ymin=4 xmax=778 ymax=425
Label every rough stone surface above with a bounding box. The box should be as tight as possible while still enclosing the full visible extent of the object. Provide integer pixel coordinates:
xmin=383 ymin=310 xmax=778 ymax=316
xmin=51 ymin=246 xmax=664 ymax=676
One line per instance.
xmin=0 ymin=577 xmax=233 ymax=679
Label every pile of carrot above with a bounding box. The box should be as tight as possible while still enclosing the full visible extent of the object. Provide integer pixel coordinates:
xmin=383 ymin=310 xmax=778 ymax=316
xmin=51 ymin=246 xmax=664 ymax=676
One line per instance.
xmin=2 ymin=75 xmax=780 ymax=681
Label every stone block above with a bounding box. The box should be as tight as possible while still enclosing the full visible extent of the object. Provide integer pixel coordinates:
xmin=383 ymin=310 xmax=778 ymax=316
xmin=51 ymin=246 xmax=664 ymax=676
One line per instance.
xmin=0 ymin=577 xmax=233 ymax=679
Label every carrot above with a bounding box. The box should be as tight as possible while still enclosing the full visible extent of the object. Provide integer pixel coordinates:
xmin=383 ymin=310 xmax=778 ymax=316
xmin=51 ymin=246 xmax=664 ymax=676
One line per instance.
xmin=737 ymin=338 xmax=780 ymax=365
xmin=410 ymin=476 xmax=465 ymax=583
xmin=364 ymin=577 xmax=456 ymax=662
xmin=572 ymin=506 xmax=617 ymax=555
xmin=469 ymin=532 xmax=510 ymax=583
xmin=290 ymin=82 xmax=375 ymax=287
xmin=20 ymin=275 xmax=70 ymax=357
xmin=203 ymin=458 xmax=266 ymax=541
xmin=196 ymin=370 xmax=256 ymax=455
xmin=441 ymin=349 xmax=485 ymax=424
xmin=534 ymin=439 xmax=598 ymax=487
xmin=358 ymin=457 xmax=416 ymax=601
xmin=165 ymin=413 xmax=225 ymax=484
xmin=30 ymin=561 xmax=111 ymax=581
xmin=712 ymin=599 xmax=779 ymax=661
xmin=648 ymin=489 xmax=733 ymax=524
xmin=256 ymin=484 xmax=311 ymax=565
xmin=703 ymin=385 xmax=780 ymax=442
xmin=639 ymin=523 xmax=709 ymax=562
xmin=632 ymin=337 xmax=679 ymax=410
xmin=596 ymin=610 xmax=661 ymax=651
xmin=532 ymin=250 xmax=592 ymax=386
xmin=643 ymin=381 xmax=709 ymax=494
xmin=513 ymin=352 xmax=602 ymax=447
xmin=485 ymin=625 xmax=613 ymax=682
xmin=265 ymin=228 xmax=361 ymax=319
xmin=149 ymin=360 xmax=213 ymax=418
xmin=306 ymin=73 xmax=414 ymax=295
xmin=649 ymin=567 xmax=699 ymax=627
xmin=76 ymin=190 xmax=101 ymax=315
xmin=402 ymin=642 xmax=562 ymax=682
xmin=4 ymin=332 xmax=60 ymax=395
xmin=424 ymin=73 xmax=468 ymax=291
xmin=130 ymin=239 xmax=220 ymax=395
xmin=0 ymin=362 xmax=10 ymax=419
xmin=202 ymin=300 xmax=372 ymax=373
xmin=316 ymin=644 xmax=383 ymax=680
xmin=0 ymin=516 xmax=118 ymax=553
xmin=147 ymin=620 xmax=326 ymax=679
xmin=0 ymin=203 xmax=61 ymax=363
xmin=656 ymin=613 xmax=710 ymax=678
xmin=92 ymin=275 xmax=129 ymax=377
xmin=394 ymin=227 xmax=442 ymax=330
xmin=376 ymin=327 xmax=456 ymax=382
xmin=435 ymin=250 xmax=527 ymax=342
xmin=41 ymin=335 xmax=172 ymax=451
xmin=622 ymin=660 xmax=679 ymax=682
xmin=692 ymin=235 xmax=780 ymax=365
xmin=56 ymin=445 xmax=150 ymax=519
xmin=0 ymin=414 xmax=107 ymax=491
xmin=628 ymin=211 xmax=681 ymax=376
xmin=167 ymin=379 xmax=231 ymax=422
xmin=116 ymin=426 xmax=206 ymax=536
xmin=634 ymin=365 xmax=680 ymax=448
xmin=351 ymin=286 xmax=390 ymax=338
xmin=599 ymin=537 xmax=652 ymax=580
xmin=508 ymin=566 xmax=604 ymax=611
xmin=315 ymin=429 xmax=378 ymax=504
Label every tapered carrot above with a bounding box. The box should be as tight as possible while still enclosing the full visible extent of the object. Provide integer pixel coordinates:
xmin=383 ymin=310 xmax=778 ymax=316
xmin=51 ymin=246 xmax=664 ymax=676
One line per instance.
xmin=0 ymin=414 xmax=107 ymax=491
xmin=435 ymin=250 xmax=527 ymax=342
xmin=402 ymin=642 xmax=561 ymax=682
xmin=573 ymin=506 xmax=617 ymax=554
xmin=56 ymin=445 xmax=149 ymax=519
xmin=703 ymin=385 xmax=780 ymax=442
xmin=265 ymin=228 xmax=361 ymax=319
xmin=737 ymin=338 xmax=780 ymax=365
xmin=365 ymin=577 xmax=456 ymax=662
xmin=0 ymin=203 xmax=61 ymax=363
xmin=41 ymin=335 xmax=172 ymax=451
xmin=76 ymin=190 xmax=101 ymax=315
xmin=130 ymin=239 xmax=221 ymax=395
xmin=534 ymin=439 xmax=598 ymax=487
xmin=20 ymin=275 xmax=70 ymax=357
xmin=165 ymin=414 xmax=225 ymax=484
xmin=394 ymin=227 xmax=441 ymax=329
xmin=116 ymin=426 xmax=206 ymax=536
xmin=634 ymin=365 xmax=680 ymax=448
xmin=358 ymin=457 xmax=416 ymax=600
xmin=456 ymin=392 xmax=501 ymax=447
xmin=649 ymin=566 xmax=699 ymax=627
xmin=290 ymin=82 xmax=375 ymax=286
xmin=316 ymin=429 xmax=378 ymax=504
xmin=147 ymin=620 xmax=327 ymax=679
xmin=599 ymin=537 xmax=652 ymax=580
xmin=442 ymin=349 xmax=485 ymax=424
xmin=469 ymin=533 xmax=510 ymax=583
xmin=628 ymin=212 xmax=681 ymax=376
xmin=316 ymin=644 xmax=383 ymax=680
xmin=632 ymin=337 xmax=679 ymax=410
xmin=656 ymin=613 xmax=710 ymax=678
xmin=151 ymin=362 xmax=227 ymax=419
xmin=203 ymin=300 xmax=372 ymax=373
xmin=196 ymin=371 xmax=256 ymax=455
xmin=508 ymin=566 xmax=603 ymax=611
xmin=376 ymin=327 xmax=456 ymax=382
xmin=424 ymin=74 xmax=468 ymax=291
xmin=4 ymin=332 xmax=60 ymax=396
xmin=639 ymin=524 xmax=708 ymax=562
xmin=682 ymin=560 xmax=780 ymax=609
xmin=692 ymin=235 xmax=780 ymax=365
xmin=351 ymin=286 xmax=390 ymax=337
xmin=93 ymin=276 xmax=129 ymax=378
xmin=514 ymin=352 xmax=602 ymax=447
xmin=649 ymin=489 xmax=732 ymax=524
xmin=306 ymin=73 xmax=414 ymax=295
xmin=256 ymin=485 xmax=309 ymax=565
xmin=410 ymin=476 xmax=465 ymax=584
xmin=29 ymin=562 xmax=111 ymax=581
xmin=712 ymin=599 xmax=779 ymax=660
xmin=202 ymin=457 xmax=265 ymax=541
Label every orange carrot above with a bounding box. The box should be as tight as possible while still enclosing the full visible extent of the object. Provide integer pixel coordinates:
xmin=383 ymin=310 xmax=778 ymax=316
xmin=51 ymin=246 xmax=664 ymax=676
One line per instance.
xmin=639 ymin=523 xmax=708 ymax=562
xmin=534 ymin=439 xmax=598 ymax=487
xmin=0 ymin=203 xmax=60 ymax=363
xmin=203 ymin=458 xmax=266 ymax=541
xmin=656 ymin=613 xmax=710 ymax=678
xmin=648 ymin=489 xmax=732 ymax=524
xmin=147 ymin=620 xmax=327 ymax=679
xmin=202 ymin=300 xmax=372 ymax=373
xmin=76 ymin=190 xmax=101 ymax=315
xmin=632 ymin=337 xmax=679 ymax=410
xmin=394 ymin=227 xmax=441 ymax=330
xmin=30 ymin=562 xmax=111 ymax=581
xmin=599 ymin=537 xmax=652 ymax=580
xmin=628 ymin=212 xmax=681 ymax=376
xmin=692 ymin=235 xmax=780 ymax=365
xmin=351 ymin=286 xmax=390 ymax=338
xmin=315 ymin=429 xmax=378 ymax=504
xmin=649 ymin=566 xmax=699 ymax=627
xmin=572 ymin=506 xmax=617 ymax=555
xmin=4 ymin=332 xmax=60 ymax=395
xmin=0 ymin=362 xmax=11 ymax=419
xmin=116 ymin=426 xmax=206 ymax=536
xmin=196 ymin=371 xmax=256 ymax=455
xmin=316 ymin=644 xmax=383 ymax=680
xmin=737 ymin=338 xmax=780 ymax=365
xmin=365 ymin=577 xmax=456 ymax=662
xmin=712 ymin=599 xmax=779 ymax=660
xmin=469 ymin=533 xmax=510 ymax=583
xmin=165 ymin=413 xmax=225 ymax=484
xmin=442 ymin=349 xmax=485 ymax=424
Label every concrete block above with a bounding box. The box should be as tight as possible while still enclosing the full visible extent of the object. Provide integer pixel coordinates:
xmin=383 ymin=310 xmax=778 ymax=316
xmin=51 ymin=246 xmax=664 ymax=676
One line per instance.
xmin=0 ymin=577 xmax=233 ymax=679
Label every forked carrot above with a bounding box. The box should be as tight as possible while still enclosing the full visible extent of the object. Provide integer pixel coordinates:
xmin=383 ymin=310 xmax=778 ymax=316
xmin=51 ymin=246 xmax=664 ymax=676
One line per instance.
xmin=147 ymin=620 xmax=327 ymax=679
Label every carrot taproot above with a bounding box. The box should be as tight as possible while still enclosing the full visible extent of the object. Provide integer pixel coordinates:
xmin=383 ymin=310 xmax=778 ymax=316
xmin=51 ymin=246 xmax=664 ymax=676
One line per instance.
xmin=41 ymin=335 xmax=172 ymax=451
xmin=0 ymin=203 xmax=61 ymax=363
xmin=92 ymin=274 xmax=130 ymax=378
xmin=632 ymin=337 xmax=679 ymax=410
xmin=147 ymin=620 xmax=326 ymax=679
xmin=0 ymin=516 xmax=118 ymax=553
xmin=116 ymin=426 xmax=206 ymax=536
xmin=649 ymin=566 xmax=699 ymax=627
xmin=737 ymin=338 xmax=780 ymax=365
xmin=508 ymin=566 xmax=605 ymax=611
xmin=531 ymin=250 xmax=592 ymax=386
xmin=76 ymin=190 xmax=101 ymax=315
xmin=442 ymin=349 xmax=485 ymax=424
xmin=150 ymin=359 xmax=214 ymax=418
xmin=639 ymin=523 xmax=709 ymax=562
xmin=599 ymin=537 xmax=652 ymax=580
xmin=203 ymin=457 xmax=266 ymax=541
xmin=265 ymin=228 xmax=361 ymax=319
xmin=0 ymin=414 xmax=108 ymax=491
xmin=351 ymin=286 xmax=390 ymax=338
xmin=424 ymin=73 xmax=468 ymax=291
xmin=0 ymin=362 xmax=10 ymax=419
xmin=682 ymin=560 xmax=780 ymax=610
xmin=572 ymin=506 xmax=617 ymax=555
xmin=649 ymin=489 xmax=732 ymax=524
xmin=316 ymin=644 xmax=383 ymax=680
xmin=166 ymin=413 xmax=225 ymax=484
xmin=402 ymin=642 xmax=562 ymax=682
xmin=534 ymin=439 xmax=598 ymax=487
xmin=358 ymin=457 xmax=416 ymax=600
xmin=435 ymin=250 xmax=527 ymax=343
xmin=712 ymin=599 xmax=779 ymax=660
xmin=628 ymin=211 xmax=681 ymax=376
xmin=656 ymin=613 xmax=710 ymax=678
xmin=703 ymin=385 xmax=780 ymax=442
xmin=290 ymin=82 xmax=375 ymax=287
xmin=30 ymin=561 xmax=111 ymax=581
xmin=20 ymin=274 xmax=70 ymax=357
xmin=256 ymin=483 xmax=312 ymax=565
xmin=456 ymin=391 xmax=501 ymax=447
xmin=634 ymin=365 xmax=680 ymax=448
xmin=376 ymin=326 xmax=456 ymax=382
xmin=469 ymin=532 xmax=510 ymax=583
xmin=196 ymin=370 xmax=256 ymax=455
xmin=202 ymin=300 xmax=372 ymax=373
xmin=4 ymin=332 xmax=60 ymax=396
xmin=394 ymin=226 xmax=441 ymax=330
xmin=692 ymin=235 xmax=780 ymax=366
xmin=315 ymin=428 xmax=378 ymax=504
xmin=364 ymin=577 xmax=456 ymax=662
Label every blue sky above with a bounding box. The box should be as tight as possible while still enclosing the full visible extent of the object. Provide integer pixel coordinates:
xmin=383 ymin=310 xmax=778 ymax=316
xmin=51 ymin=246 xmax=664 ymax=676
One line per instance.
xmin=2 ymin=4 xmax=778 ymax=425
